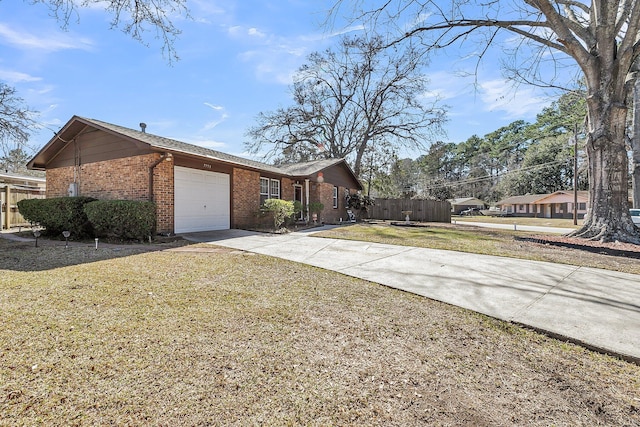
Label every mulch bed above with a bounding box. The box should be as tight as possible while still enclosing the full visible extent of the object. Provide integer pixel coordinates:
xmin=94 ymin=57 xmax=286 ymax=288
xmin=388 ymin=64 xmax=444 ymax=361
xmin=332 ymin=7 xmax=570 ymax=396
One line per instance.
xmin=516 ymin=235 xmax=640 ymax=259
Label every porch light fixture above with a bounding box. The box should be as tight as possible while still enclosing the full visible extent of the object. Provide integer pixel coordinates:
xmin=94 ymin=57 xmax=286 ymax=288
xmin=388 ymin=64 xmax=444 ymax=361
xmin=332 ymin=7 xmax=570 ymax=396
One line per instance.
xmin=317 ymin=172 xmax=324 ymax=183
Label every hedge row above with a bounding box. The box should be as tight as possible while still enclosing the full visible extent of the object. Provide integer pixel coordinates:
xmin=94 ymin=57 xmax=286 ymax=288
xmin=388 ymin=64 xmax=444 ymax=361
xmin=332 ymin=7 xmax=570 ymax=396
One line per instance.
xmin=85 ymin=200 xmax=156 ymax=240
xmin=17 ymin=197 xmax=156 ymax=241
xmin=17 ymin=197 xmax=96 ymax=238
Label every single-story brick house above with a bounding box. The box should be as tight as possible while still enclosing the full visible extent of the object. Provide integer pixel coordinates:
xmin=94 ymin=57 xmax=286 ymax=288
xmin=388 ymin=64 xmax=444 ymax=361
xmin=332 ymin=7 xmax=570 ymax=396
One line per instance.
xmin=496 ymin=191 xmax=589 ymax=219
xmin=27 ymin=116 xmax=362 ymax=234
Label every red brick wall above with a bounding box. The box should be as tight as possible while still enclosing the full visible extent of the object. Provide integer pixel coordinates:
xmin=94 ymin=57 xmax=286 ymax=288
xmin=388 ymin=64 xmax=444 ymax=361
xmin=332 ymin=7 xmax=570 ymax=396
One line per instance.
xmin=233 ymin=168 xmax=261 ymax=229
xmin=307 ymin=183 xmax=356 ymax=224
xmin=45 ymin=154 xmax=175 ymax=234
xmin=46 ymin=154 xmax=159 ymax=200
xmin=280 ymin=178 xmax=296 ymax=201
xmin=46 ymin=167 xmax=75 ymax=198
xmin=153 ymin=157 xmax=174 ymax=234
xmin=309 ymin=182 xmax=336 ymax=224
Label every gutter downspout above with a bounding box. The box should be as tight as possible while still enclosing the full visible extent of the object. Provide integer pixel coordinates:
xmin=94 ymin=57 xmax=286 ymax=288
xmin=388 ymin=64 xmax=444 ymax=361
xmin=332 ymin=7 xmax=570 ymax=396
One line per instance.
xmin=149 ymin=153 xmax=170 ymax=202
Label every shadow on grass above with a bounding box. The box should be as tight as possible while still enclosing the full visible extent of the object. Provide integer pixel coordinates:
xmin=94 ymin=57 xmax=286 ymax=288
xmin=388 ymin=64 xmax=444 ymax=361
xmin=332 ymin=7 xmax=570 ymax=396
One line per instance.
xmin=331 ymin=223 xmax=501 ymax=243
xmin=0 ymin=237 xmax=191 ymax=272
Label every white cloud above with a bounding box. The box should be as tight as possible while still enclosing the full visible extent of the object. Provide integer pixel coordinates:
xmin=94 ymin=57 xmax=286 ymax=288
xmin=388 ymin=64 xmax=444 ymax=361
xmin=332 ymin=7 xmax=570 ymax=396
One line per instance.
xmin=228 ymin=25 xmax=243 ymax=37
xmin=182 ymin=137 xmax=226 ymax=149
xmin=203 ymin=114 xmax=229 ymax=131
xmin=0 ymin=69 xmax=41 ymax=83
xmin=424 ymin=71 xmax=471 ymax=101
xmin=228 ymin=25 xmax=268 ymax=39
xmin=204 ymin=102 xmax=224 ymax=111
xmin=188 ymin=0 xmax=226 ymax=21
xmin=232 ymin=21 xmax=364 ymax=86
xmin=0 ymin=23 xmax=93 ymax=52
xmin=203 ymin=102 xmax=229 ymax=130
xmin=247 ymin=27 xmax=266 ymax=38
xmin=479 ymin=79 xmax=549 ymax=118
xmin=301 ymin=24 xmax=364 ymax=41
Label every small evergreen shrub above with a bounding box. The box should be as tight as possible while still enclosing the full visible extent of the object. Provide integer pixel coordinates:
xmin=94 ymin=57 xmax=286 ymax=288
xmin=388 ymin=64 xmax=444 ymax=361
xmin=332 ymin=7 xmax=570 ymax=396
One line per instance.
xmin=84 ymin=200 xmax=156 ymax=240
xmin=262 ymin=199 xmax=295 ymax=230
xmin=17 ymin=197 xmax=96 ymax=238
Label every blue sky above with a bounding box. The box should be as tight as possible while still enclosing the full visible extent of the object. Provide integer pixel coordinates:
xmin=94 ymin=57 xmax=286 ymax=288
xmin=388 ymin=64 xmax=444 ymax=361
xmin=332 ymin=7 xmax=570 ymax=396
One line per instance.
xmin=1 ymin=0 xmax=558 ymax=160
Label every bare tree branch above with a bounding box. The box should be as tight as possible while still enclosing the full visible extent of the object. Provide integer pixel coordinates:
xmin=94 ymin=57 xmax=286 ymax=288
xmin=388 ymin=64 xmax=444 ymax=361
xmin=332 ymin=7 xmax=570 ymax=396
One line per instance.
xmin=246 ymin=35 xmax=446 ymax=177
xmin=30 ymin=0 xmax=190 ymax=62
xmin=328 ymin=0 xmax=640 ymax=243
xmin=0 ymin=83 xmax=37 ymax=154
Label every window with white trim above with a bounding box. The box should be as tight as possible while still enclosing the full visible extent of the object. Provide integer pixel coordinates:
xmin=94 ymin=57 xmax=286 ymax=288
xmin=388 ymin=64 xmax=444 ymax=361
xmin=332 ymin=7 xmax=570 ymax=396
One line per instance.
xmin=260 ymin=177 xmax=281 ymax=205
xmin=333 ymin=186 xmax=338 ymax=208
xmin=270 ymin=179 xmax=280 ymax=199
xmin=260 ymin=177 xmax=270 ymax=205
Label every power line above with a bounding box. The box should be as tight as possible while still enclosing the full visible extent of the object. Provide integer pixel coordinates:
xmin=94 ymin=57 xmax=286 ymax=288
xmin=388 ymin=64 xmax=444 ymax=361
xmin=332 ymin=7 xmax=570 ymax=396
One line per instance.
xmin=419 ymin=158 xmax=573 ymax=191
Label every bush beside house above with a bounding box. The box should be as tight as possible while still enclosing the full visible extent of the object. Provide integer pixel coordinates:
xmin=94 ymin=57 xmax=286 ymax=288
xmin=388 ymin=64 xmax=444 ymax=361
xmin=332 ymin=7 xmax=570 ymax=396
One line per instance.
xmin=261 ymin=199 xmax=295 ymax=230
xmin=18 ymin=197 xmax=156 ymax=241
xmin=17 ymin=196 xmax=96 ymax=238
xmin=84 ymin=200 xmax=156 ymax=240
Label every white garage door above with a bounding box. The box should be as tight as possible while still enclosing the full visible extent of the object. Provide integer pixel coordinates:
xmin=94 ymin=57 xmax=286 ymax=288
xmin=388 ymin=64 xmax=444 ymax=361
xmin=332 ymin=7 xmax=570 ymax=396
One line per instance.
xmin=174 ymin=166 xmax=230 ymax=233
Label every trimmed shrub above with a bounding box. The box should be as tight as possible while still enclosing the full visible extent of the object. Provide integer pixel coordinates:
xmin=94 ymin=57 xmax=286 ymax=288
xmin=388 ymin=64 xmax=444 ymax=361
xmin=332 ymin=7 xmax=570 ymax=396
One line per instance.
xmin=17 ymin=197 xmax=96 ymax=238
xmin=262 ymin=199 xmax=295 ymax=230
xmin=84 ymin=200 xmax=156 ymax=241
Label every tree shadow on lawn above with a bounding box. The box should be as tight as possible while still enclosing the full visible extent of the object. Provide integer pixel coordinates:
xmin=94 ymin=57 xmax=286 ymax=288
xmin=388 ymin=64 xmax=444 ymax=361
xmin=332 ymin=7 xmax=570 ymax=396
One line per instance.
xmin=0 ymin=237 xmax=192 ymax=272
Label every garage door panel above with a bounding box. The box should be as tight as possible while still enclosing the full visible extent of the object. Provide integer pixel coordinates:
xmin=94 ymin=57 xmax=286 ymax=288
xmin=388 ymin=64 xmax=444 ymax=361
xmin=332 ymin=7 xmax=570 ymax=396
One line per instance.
xmin=174 ymin=167 xmax=230 ymax=233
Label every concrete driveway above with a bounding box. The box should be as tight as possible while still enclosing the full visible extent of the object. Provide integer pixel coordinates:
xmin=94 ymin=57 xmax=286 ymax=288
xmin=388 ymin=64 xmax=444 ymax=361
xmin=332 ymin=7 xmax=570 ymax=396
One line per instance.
xmin=182 ymin=227 xmax=640 ymax=364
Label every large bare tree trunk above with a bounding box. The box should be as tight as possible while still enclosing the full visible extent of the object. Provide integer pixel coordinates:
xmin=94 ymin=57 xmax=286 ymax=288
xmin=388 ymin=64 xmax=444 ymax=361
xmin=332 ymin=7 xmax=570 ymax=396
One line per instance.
xmin=329 ymin=0 xmax=640 ymax=242
xmin=632 ymin=75 xmax=640 ymax=209
xmin=572 ymin=95 xmax=640 ymax=243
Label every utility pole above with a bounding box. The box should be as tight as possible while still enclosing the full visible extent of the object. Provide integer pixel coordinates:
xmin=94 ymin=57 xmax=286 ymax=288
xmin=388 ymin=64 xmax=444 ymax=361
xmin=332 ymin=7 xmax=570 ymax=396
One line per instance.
xmin=573 ymin=124 xmax=578 ymax=225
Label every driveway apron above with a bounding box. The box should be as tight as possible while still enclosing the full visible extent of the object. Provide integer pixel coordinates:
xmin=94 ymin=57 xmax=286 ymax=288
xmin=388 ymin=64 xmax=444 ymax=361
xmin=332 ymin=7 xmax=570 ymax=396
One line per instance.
xmin=182 ymin=228 xmax=640 ymax=363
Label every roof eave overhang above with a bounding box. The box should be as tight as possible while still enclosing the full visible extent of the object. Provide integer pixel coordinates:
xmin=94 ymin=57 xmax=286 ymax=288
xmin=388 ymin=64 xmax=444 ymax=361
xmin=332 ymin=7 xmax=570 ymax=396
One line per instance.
xmin=27 ymin=115 xmax=91 ymax=170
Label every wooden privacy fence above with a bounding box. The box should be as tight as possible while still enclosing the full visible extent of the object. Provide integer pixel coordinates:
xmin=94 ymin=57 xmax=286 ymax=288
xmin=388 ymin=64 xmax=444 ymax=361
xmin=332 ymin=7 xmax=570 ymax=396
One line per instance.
xmin=367 ymin=198 xmax=451 ymax=223
xmin=1 ymin=185 xmax=45 ymax=229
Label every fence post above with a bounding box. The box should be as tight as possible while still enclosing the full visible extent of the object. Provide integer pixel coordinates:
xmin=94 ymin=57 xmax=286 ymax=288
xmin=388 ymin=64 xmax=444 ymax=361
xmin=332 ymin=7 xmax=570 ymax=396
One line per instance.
xmin=4 ymin=185 xmax=10 ymax=230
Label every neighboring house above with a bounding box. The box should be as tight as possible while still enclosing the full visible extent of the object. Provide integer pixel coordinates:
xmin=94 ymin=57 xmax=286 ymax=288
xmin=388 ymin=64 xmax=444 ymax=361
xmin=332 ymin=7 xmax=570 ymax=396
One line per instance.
xmin=447 ymin=197 xmax=486 ymax=214
xmin=496 ymin=191 xmax=589 ymax=219
xmin=27 ymin=116 xmax=362 ymax=234
xmin=1 ymin=172 xmax=46 ymax=229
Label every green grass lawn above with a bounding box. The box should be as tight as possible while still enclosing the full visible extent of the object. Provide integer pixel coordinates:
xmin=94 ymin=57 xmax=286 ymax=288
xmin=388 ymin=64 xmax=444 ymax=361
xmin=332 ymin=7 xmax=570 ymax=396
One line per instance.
xmin=315 ymin=222 xmax=640 ymax=275
xmin=1 ymin=239 xmax=639 ymax=425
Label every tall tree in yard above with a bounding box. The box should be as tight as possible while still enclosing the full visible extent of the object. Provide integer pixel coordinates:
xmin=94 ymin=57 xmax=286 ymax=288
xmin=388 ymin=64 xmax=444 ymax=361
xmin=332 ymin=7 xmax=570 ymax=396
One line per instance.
xmin=332 ymin=1 xmax=640 ymax=243
xmin=246 ymin=35 xmax=446 ymax=179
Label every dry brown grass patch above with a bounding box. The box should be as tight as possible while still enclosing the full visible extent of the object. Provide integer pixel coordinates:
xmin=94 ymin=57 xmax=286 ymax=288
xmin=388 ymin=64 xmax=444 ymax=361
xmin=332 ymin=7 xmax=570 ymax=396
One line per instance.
xmin=1 ymin=241 xmax=639 ymax=426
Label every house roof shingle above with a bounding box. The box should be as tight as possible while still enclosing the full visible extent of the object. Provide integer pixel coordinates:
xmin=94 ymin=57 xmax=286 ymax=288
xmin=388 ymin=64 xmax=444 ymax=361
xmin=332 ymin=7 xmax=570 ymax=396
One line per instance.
xmin=496 ymin=194 xmax=548 ymax=205
xmin=447 ymin=197 xmax=485 ymax=205
xmin=28 ymin=116 xmax=361 ymax=189
xmin=78 ymin=117 xmax=285 ymax=175
xmin=497 ymin=191 xmax=589 ymax=205
xmin=277 ymin=158 xmax=345 ymax=176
